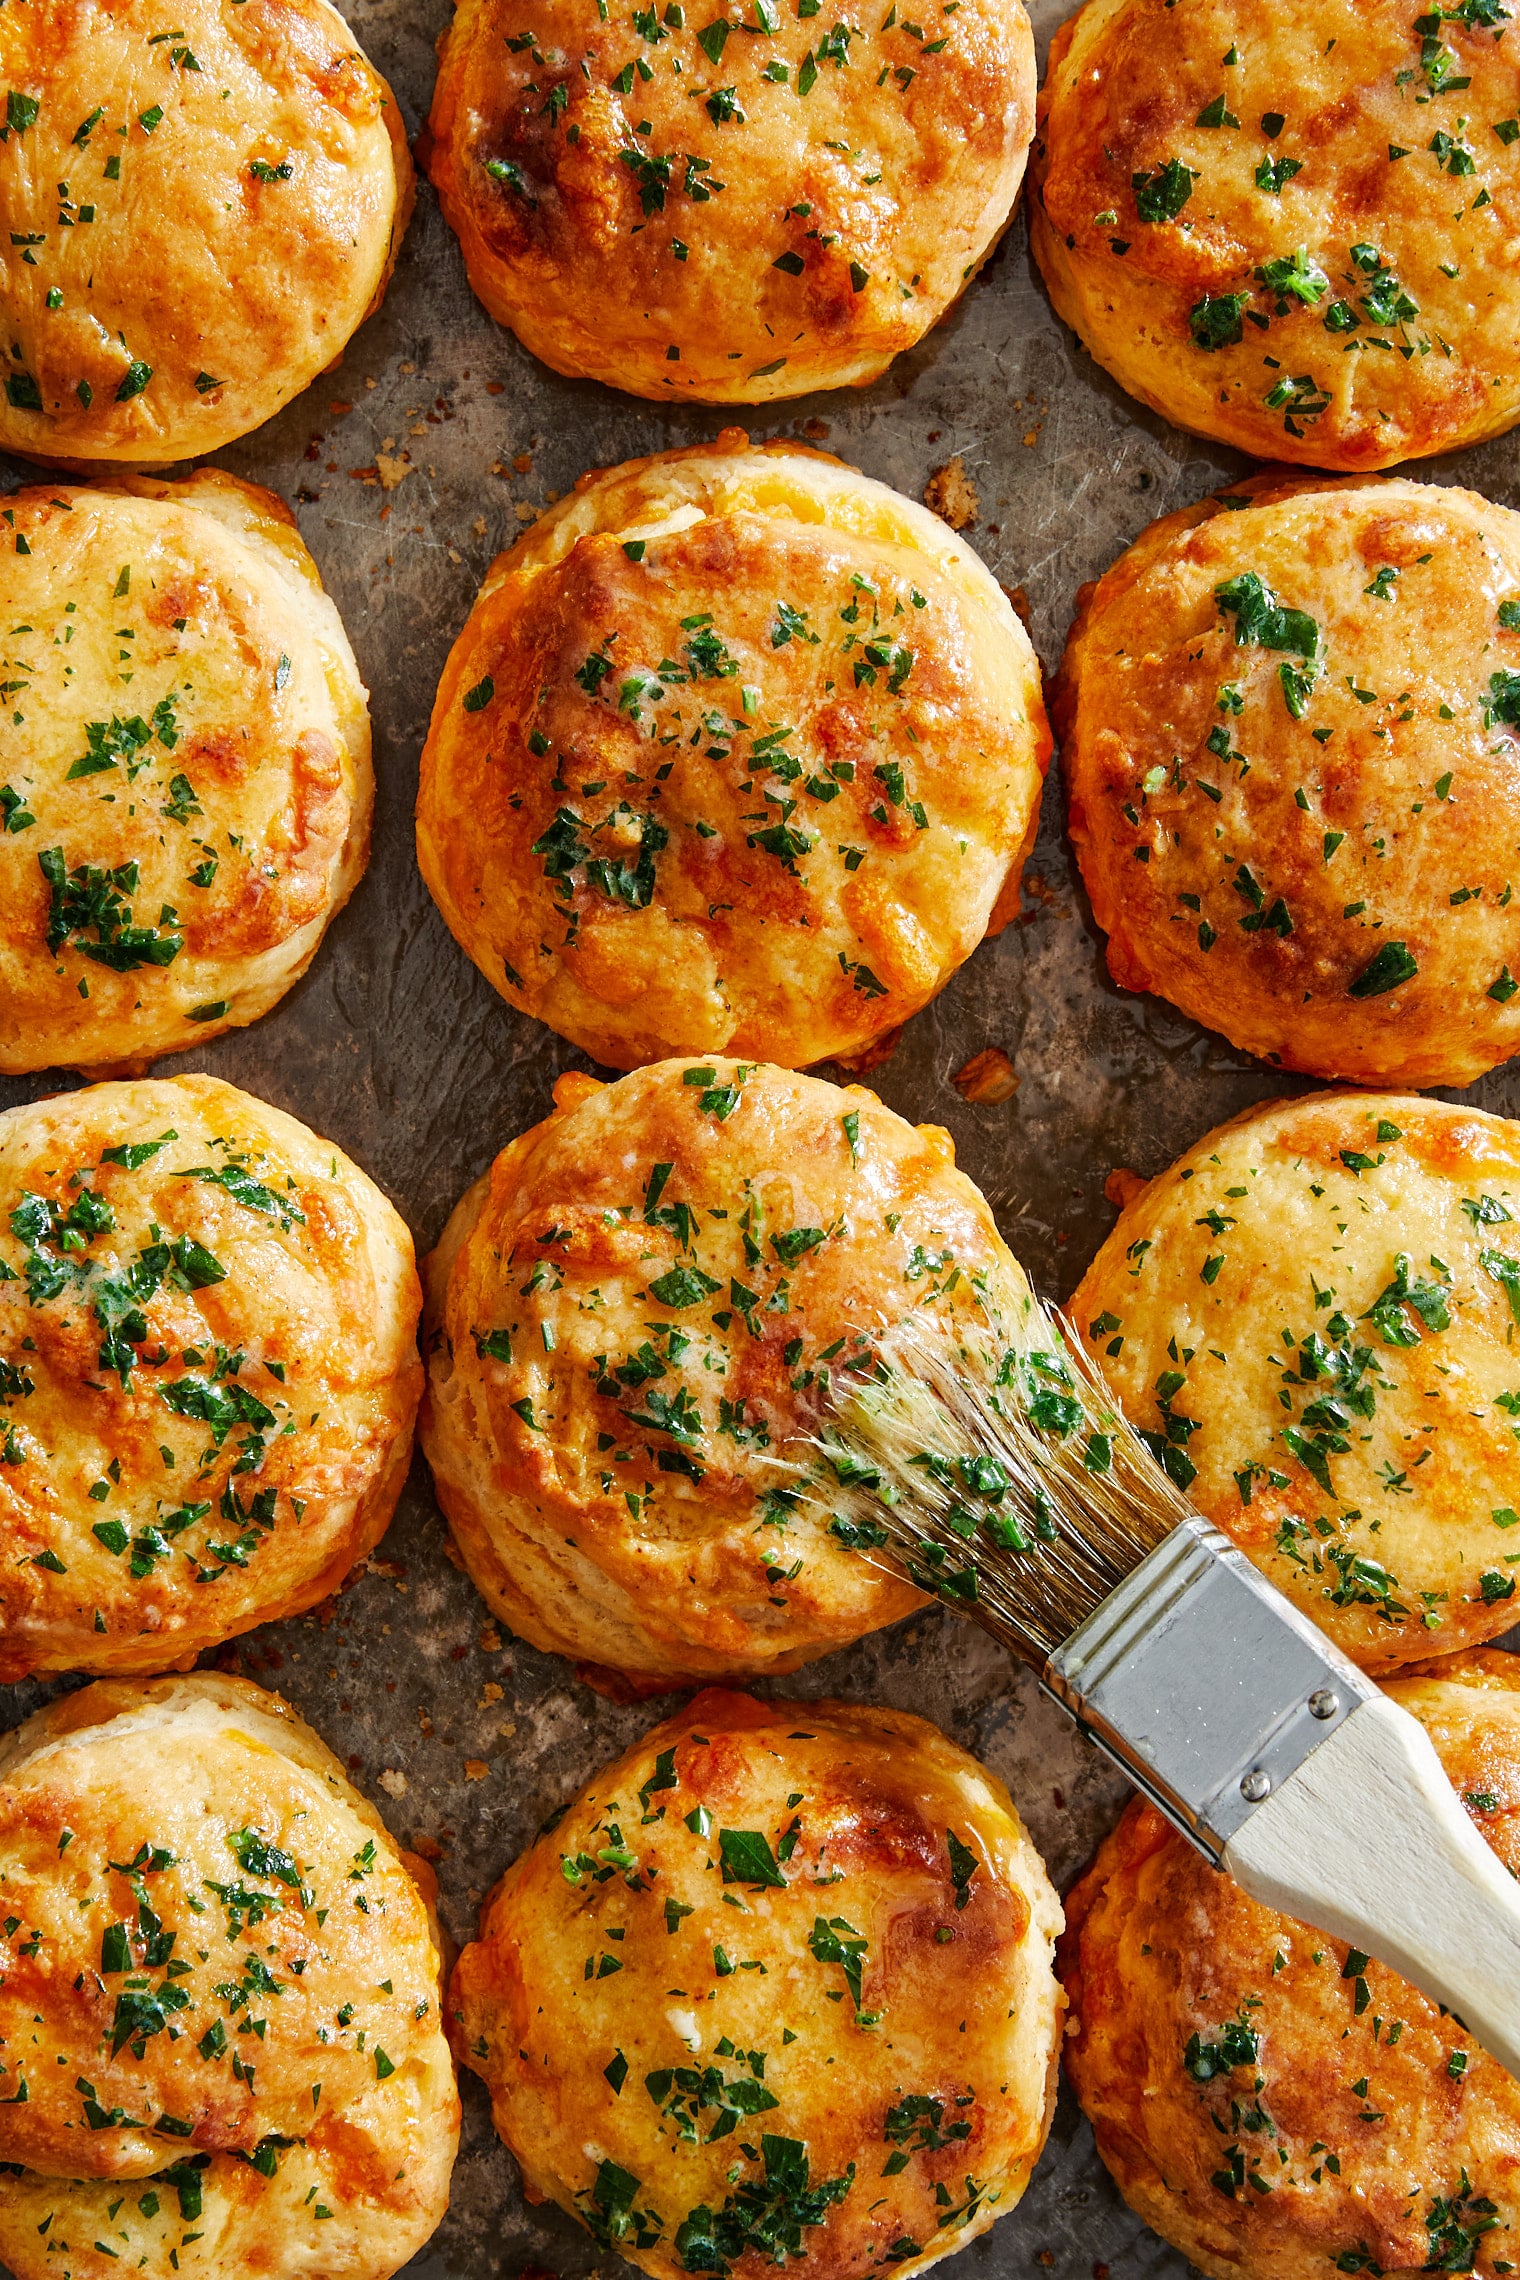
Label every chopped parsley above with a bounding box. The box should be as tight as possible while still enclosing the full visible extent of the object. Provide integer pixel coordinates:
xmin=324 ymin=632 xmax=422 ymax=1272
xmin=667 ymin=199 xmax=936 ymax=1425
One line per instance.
xmin=38 ymin=849 xmax=183 ymax=970
xmin=674 ymin=2135 xmax=855 ymax=2275
xmin=1132 ymin=158 xmax=1196 ymax=222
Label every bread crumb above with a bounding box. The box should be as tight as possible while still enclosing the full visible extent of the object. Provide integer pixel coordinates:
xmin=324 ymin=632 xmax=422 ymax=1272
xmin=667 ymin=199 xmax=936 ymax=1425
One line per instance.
xmin=478 ymin=1622 xmax=503 ymax=1651
xmin=952 ymin=1047 xmax=1019 ymax=1105
xmin=515 ymin=502 xmax=538 ymax=523
xmin=464 ymin=1759 xmax=490 ymax=1782
xmin=513 ymin=451 xmax=533 ymax=474
xmin=375 ymin=452 xmax=412 ymax=491
xmin=378 ymin=1768 xmax=408 ymax=1799
xmin=832 ymin=1025 xmax=903 ymax=1077
xmin=480 ymin=1681 xmax=504 ymax=1706
xmin=1000 ymin=582 xmax=1033 ymax=632
xmin=418 ymin=1707 xmax=434 ymax=1737
xmin=473 ymin=517 xmax=487 ymax=537
xmin=924 ymin=455 xmax=979 ymax=530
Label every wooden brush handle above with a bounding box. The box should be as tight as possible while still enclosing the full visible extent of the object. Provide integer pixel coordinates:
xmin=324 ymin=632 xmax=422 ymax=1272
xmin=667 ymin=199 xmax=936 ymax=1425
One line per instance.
xmin=1224 ymin=1692 xmax=1520 ymax=2080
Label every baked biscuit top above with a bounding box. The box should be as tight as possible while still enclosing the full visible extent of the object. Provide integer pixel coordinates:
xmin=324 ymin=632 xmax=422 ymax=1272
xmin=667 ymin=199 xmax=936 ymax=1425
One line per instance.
xmin=418 ymin=438 xmax=1048 ymax=1070
xmin=1058 ymin=473 xmax=1520 ymax=1087
xmin=426 ymin=0 xmax=1033 ymax=399
xmin=1033 ymin=0 xmax=1520 ymax=467
xmin=0 ymin=1075 xmax=421 ymax=1679
xmin=450 ymin=1691 xmax=1063 ymax=2280
xmin=0 ymin=1675 xmax=451 ymax=2175
xmin=0 ymin=474 xmax=371 ymax=1076
xmin=0 ymin=0 xmax=411 ymax=461
xmin=1075 ymin=1091 xmax=1520 ymax=1671
xmin=422 ymin=1058 xmax=1024 ymax=1678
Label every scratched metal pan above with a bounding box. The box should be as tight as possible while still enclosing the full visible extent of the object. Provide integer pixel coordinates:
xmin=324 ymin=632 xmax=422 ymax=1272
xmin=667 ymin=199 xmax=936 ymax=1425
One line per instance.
xmin=2 ymin=0 xmax=1518 ymax=2272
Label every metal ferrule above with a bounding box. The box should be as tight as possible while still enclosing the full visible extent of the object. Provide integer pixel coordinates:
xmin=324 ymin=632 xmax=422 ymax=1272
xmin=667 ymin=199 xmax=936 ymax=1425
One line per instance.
xmin=1042 ymin=1512 xmax=1377 ymax=1859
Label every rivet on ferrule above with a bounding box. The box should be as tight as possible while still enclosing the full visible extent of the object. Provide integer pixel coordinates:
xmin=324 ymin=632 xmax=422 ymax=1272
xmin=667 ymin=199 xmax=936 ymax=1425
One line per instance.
xmin=1240 ymin=1768 xmax=1272 ymax=1803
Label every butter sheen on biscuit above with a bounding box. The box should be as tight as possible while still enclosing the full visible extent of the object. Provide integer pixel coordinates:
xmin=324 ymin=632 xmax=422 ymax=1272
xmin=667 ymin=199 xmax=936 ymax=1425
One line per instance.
xmin=1058 ymin=473 xmax=1520 ymax=1088
xmin=450 ymin=1689 xmax=1063 ymax=2279
xmin=417 ymin=437 xmax=1049 ymax=1071
xmin=0 ymin=0 xmax=412 ymax=463
xmin=421 ymin=1057 xmax=1029 ymax=1683
xmin=0 ymin=1673 xmax=457 ymax=2280
xmin=1031 ymin=0 xmax=1520 ymax=469
xmin=0 ymin=474 xmax=372 ymax=1075
xmin=1074 ymin=1091 xmax=1520 ymax=1673
xmin=425 ymin=0 xmax=1033 ymax=400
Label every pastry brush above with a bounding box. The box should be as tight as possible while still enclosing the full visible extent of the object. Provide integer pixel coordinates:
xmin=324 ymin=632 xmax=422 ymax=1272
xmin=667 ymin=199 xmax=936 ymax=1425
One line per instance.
xmin=809 ymin=1279 xmax=1520 ymax=2079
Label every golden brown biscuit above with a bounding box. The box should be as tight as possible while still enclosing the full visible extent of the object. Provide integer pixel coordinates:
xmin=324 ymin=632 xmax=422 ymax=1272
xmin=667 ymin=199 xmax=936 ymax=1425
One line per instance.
xmin=1060 ymin=1648 xmax=1520 ymax=2280
xmin=416 ymin=437 xmax=1049 ymax=1070
xmin=1072 ymin=1091 xmax=1520 ymax=1674
xmin=450 ymin=1689 xmax=1063 ymax=2280
xmin=420 ymin=1056 xmax=1027 ymax=1683
xmin=1030 ymin=0 xmax=1520 ymax=470
xmin=424 ymin=0 xmax=1033 ymax=402
xmin=0 ymin=1074 xmax=422 ymax=1679
xmin=0 ymin=1672 xmax=458 ymax=2280
xmin=0 ymin=0 xmax=412 ymax=464
xmin=1058 ymin=471 xmax=1520 ymax=1089
xmin=0 ymin=472 xmax=372 ymax=1075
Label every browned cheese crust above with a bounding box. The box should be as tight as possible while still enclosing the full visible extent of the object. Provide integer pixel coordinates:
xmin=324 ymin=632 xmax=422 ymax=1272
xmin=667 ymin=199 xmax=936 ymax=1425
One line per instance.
xmin=0 ymin=1673 xmax=458 ymax=2280
xmin=424 ymin=0 xmax=1033 ymax=401
xmin=450 ymin=1689 xmax=1064 ymax=2280
xmin=1060 ymin=1649 xmax=1520 ymax=2280
xmin=0 ymin=1075 xmax=422 ymax=1679
xmin=416 ymin=437 xmax=1049 ymax=1070
xmin=0 ymin=0 xmax=413 ymax=464
xmin=1072 ymin=1091 xmax=1520 ymax=1673
xmin=1030 ymin=0 xmax=1520 ymax=470
xmin=0 ymin=472 xmax=373 ymax=1075
xmin=420 ymin=1057 xmax=1029 ymax=1682
xmin=1056 ymin=472 xmax=1520 ymax=1088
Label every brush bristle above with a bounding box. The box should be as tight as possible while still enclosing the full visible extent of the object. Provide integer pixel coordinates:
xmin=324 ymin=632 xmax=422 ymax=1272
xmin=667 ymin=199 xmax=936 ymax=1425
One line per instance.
xmin=806 ymin=1276 xmax=1197 ymax=1666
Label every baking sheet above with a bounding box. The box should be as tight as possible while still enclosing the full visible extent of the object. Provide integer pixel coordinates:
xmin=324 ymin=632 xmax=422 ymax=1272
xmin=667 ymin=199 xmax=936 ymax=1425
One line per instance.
xmin=3 ymin=0 xmax=1519 ymax=2270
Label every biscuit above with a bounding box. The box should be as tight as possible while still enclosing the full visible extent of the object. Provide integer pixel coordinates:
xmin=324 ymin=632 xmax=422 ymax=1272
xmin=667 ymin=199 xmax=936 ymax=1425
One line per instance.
xmin=1031 ymin=0 xmax=1520 ymax=469
xmin=0 ymin=0 xmax=412 ymax=463
xmin=0 ymin=472 xmax=372 ymax=1074
xmin=1072 ymin=1090 xmax=1520 ymax=1673
xmin=421 ymin=1057 xmax=1026 ymax=1683
xmin=1060 ymin=1648 xmax=1520 ymax=2280
xmin=0 ymin=1074 xmax=422 ymax=1678
xmin=416 ymin=436 xmax=1049 ymax=1069
xmin=1057 ymin=472 xmax=1520 ymax=1088
xmin=425 ymin=0 xmax=1033 ymax=401
xmin=0 ymin=1672 xmax=457 ymax=2280
xmin=450 ymin=1688 xmax=1063 ymax=2280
